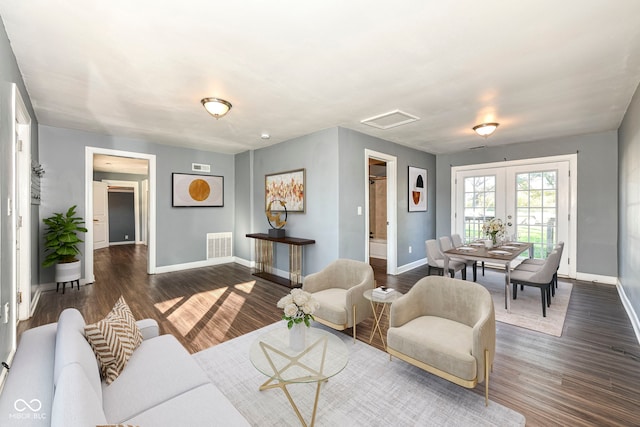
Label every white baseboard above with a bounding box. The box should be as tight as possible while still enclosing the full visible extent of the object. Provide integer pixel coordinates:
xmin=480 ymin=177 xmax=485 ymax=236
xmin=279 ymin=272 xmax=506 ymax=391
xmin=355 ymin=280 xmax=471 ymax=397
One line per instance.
xmin=109 ymin=241 xmax=136 ymax=246
xmin=617 ymin=279 xmax=640 ymax=346
xmin=29 ymin=288 xmax=42 ymax=317
xmin=396 ymin=258 xmax=427 ymax=275
xmin=574 ymin=272 xmax=617 ymax=285
xmin=39 ymin=277 xmax=92 ymax=292
xmin=154 ymin=257 xmax=235 ymax=274
xmin=232 ymin=257 xmax=253 ymax=269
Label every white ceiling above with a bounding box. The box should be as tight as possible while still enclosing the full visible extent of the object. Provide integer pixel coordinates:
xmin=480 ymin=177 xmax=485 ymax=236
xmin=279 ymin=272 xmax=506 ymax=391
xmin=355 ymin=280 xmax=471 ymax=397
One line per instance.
xmin=2 ymin=1 xmax=640 ymax=155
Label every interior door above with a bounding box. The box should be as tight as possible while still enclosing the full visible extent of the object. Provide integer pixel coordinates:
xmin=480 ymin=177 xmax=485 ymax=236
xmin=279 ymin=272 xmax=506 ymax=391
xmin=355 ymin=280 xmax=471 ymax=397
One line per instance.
xmin=93 ymin=181 xmax=109 ymax=250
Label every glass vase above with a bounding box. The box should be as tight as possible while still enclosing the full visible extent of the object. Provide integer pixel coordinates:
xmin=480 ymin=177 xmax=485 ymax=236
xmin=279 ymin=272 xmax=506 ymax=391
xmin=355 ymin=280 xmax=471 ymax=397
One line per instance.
xmin=289 ymin=322 xmax=307 ymax=352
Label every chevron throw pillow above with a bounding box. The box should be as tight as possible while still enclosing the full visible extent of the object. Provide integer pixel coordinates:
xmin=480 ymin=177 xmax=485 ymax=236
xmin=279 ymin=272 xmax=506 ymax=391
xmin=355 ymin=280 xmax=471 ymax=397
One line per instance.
xmin=85 ymin=296 xmax=143 ymax=384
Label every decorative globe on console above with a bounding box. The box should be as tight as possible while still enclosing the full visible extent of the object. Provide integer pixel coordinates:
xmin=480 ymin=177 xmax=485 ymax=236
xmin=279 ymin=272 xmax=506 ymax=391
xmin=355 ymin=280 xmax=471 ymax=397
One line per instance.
xmin=266 ymin=199 xmax=287 ymax=238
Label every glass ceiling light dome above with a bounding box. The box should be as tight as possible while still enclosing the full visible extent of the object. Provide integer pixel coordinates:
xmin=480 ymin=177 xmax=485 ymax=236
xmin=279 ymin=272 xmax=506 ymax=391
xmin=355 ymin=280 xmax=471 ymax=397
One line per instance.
xmin=472 ymin=122 xmax=499 ymax=138
xmin=201 ymin=98 xmax=232 ymax=119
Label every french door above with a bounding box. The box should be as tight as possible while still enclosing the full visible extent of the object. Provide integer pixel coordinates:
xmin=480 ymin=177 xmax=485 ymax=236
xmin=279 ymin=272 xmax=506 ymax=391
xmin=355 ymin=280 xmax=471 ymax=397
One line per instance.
xmin=452 ymin=157 xmax=574 ymax=277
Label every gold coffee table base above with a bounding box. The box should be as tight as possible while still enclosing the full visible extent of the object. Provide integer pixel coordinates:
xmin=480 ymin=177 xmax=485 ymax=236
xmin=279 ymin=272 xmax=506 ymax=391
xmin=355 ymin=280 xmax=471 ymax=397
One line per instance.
xmin=258 ymin=336 xmax=328 ymax=427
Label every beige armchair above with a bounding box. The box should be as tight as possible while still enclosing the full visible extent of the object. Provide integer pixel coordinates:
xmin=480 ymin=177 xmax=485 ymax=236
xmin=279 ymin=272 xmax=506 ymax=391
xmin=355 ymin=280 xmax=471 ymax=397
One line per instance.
xmin=387 ymin=275 xmax=496 ymax=405
xmin=302 ymin=259 xmax=375 ymax=342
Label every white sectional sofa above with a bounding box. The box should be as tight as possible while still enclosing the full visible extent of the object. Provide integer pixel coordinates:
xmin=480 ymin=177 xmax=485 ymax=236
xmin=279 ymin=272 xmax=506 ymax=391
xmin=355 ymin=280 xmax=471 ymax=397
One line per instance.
xmin=0 ymin=308 xmax=249 ymax=426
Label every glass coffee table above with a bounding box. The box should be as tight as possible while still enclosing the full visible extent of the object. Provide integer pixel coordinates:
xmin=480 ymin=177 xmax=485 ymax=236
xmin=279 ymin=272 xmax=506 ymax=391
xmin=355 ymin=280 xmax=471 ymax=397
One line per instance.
xmin=249 ymin=326 xmax=349 ymax=426
xmin=363 ymin=288 xmax=403 ymax=349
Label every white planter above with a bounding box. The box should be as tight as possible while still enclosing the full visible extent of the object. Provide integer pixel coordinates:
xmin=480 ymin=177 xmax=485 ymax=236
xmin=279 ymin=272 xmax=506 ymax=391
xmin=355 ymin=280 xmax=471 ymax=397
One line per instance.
xmin=55 ymin=260 xmax=81 ymax=282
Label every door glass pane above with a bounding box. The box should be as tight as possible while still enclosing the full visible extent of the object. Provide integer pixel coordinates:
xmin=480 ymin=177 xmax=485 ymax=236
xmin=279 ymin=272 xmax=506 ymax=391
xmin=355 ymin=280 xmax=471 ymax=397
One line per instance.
xmin=515 ymin=170 xmax=558 ymax=258
xmin=463 ymin=175 xmax=496 ymax=242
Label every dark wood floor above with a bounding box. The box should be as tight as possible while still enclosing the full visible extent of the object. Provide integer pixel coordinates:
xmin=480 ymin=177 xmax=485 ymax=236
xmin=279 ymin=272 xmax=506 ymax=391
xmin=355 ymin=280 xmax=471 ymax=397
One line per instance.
xmin=20 ymin=246 xmax=640 ymax=426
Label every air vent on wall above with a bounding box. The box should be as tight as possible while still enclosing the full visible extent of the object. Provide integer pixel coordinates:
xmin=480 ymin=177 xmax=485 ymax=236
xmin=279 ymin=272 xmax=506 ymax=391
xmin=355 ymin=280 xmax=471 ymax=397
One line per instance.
xmin=207 ymin=232 xmax=233 ymax=259
xmin=361 ymin=109 xmax=420 ymax=130
xmin=192 ymin=163 xmax=211 ymax=173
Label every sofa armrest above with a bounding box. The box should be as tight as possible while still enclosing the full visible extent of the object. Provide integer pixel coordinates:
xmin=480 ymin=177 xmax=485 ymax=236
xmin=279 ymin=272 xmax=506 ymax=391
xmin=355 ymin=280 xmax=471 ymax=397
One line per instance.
xmin=136 ymin=319 xmax=160 ymax=340
xmin=345 ymin=277 xmax=374 ymax=325
xmin=389 ymin=291 xmax=422 ymax=328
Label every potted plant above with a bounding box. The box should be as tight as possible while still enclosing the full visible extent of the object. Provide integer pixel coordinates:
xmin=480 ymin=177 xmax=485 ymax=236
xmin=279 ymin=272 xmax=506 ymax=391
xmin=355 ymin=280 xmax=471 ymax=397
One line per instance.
xmin=42 ymin=205 xmax=88 ymax=282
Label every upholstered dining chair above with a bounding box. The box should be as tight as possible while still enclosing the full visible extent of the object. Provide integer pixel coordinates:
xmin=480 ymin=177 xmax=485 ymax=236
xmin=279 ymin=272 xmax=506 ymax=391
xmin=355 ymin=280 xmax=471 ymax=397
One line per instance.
xmin=440 ymin=236 xmax=477 ymax=281
xmin=302 ymin=259 xmax=375 ymax=342
xmin=510 ymin=249 xmax=562 ymax=317
xmin=518 ymin=242 xmax=564 ymax=296
xmin=426 ymin=239 xmax=466 ymax=279
xmin=387 ymin=275 xmax=496 ymax=405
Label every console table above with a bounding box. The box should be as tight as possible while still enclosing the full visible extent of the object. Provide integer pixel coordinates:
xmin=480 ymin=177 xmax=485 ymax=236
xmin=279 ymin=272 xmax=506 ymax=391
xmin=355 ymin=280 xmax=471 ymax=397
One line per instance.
xmin=246 ymin=233 xmax=315 ymax=288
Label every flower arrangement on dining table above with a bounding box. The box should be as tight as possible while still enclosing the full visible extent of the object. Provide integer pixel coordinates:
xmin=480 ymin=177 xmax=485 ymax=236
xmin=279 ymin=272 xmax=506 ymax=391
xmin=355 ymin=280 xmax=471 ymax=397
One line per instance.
xmin=482 ymin=218 xmax=506 ymax=245
xmin=277 ymin=288 xmax=319 ymax=329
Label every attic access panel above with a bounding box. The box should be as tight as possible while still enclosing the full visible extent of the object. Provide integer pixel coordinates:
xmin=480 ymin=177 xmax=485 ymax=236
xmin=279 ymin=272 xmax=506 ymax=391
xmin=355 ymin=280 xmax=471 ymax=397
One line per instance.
xmin=361 ymin=109 xmax=420 ymax=130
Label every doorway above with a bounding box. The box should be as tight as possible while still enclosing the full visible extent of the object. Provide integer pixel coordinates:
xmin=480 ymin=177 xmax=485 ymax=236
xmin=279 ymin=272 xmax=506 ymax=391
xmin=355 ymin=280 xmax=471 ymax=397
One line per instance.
xmin=84 ymin=147 xmax=157 ymax=283
xmin=364 ymin=149 xmax=397 ymax=275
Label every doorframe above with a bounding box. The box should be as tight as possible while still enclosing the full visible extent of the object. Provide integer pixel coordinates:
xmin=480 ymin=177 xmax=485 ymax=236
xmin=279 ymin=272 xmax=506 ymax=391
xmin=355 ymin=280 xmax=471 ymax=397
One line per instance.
xmin=85 ymin=148 xmax=156 ymax=282
xmin=450 ymin=153 xmax=577 ymax=278
xmin=14 ymin=85 xmax=32 ymax=321
xmin=102 ymin=180 xmax=141 ymax=243
xmin=364 ymin=149 xmax=398 ymax=275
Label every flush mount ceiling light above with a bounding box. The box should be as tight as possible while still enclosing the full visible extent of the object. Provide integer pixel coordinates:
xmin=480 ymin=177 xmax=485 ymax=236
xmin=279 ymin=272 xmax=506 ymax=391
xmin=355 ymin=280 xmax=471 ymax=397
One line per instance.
xmin=201 ymin=98 xmax=232 ymax=119
xmin=472 ymin=122 xmax=499 ymax=138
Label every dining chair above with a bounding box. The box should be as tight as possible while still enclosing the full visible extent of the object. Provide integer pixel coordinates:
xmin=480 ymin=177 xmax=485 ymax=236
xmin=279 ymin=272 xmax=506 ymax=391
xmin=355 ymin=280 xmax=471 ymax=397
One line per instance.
xmin=451 ymin=234 xmax=484 ymax=277
xmin=510 ymin=249 xmax=562 ymax=317
xmin=426 ymin=239 xmax=466 ymax=279
xmin=439 ymin=236 xmax=477 ymax=282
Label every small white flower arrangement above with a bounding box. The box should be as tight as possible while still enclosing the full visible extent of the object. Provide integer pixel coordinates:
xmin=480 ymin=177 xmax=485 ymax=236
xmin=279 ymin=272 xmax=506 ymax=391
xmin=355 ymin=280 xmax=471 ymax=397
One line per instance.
xmin=482 ymin=218 xmax=506 ymax=243
xmin=277 ymin=288 xmax=319 ymax=329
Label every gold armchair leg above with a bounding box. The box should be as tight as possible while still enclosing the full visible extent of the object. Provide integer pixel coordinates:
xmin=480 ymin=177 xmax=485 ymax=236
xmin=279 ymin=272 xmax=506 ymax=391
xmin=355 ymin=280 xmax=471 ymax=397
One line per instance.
xmin=484 ymin=348 xmax=490 ymax=406
xmin=352 ymin=304 xmax=357 ymax=343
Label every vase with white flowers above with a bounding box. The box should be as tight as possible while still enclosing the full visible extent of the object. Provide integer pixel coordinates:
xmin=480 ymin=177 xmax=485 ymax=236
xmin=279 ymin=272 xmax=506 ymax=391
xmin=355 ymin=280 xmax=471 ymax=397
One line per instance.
xmin=277 ymin=288 xmax=319 ymax=351
xmin=482 ymin=218 xmax=506 ymax=246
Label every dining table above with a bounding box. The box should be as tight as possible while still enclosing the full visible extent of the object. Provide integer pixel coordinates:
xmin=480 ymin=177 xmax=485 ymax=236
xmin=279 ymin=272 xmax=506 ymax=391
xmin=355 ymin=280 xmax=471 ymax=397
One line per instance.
xmin=443 ymin=241 xmax=534 ymax=311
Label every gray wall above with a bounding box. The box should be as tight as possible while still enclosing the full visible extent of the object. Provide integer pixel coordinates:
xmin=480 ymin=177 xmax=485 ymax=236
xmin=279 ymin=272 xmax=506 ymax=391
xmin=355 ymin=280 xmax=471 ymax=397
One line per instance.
xmin=0 ymin=18 xmax=39 ymax=367
xmin=251 ymin=128 xmax=340 ymax=275
xmin=618 ymin=81 xmax=640 ymax=319
xmin=436 ymin=130 xmax=618 ymax=276
xmin=38 ymin=125 xmax=235 ymax=282
xmin=234 ymin=150 xmax=252 ymax=261
xmin=246 ymin=127 xmax=436 ymax=276
xmin=108 ymin=192 xmax=135 ymax=242
xmin=337 ymin=128 xmax=436 ymax=265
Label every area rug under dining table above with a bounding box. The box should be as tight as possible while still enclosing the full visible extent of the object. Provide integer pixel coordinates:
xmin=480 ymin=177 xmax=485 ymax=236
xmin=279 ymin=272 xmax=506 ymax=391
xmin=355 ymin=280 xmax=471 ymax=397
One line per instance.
xmin=478 ymin=268 xmax=573 ymax=337
xmin=194 ymin=323 xmax=526 ymax=426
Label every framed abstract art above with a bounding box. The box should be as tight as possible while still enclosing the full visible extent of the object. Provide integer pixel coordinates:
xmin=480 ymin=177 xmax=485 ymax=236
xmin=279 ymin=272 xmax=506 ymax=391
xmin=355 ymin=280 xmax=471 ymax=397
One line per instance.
xmin=408 ymin=166 xmax=427 ymax=212
xmin=172 ymin=173 xmax=224 ymax=207
xmin=265 ymin=169 xmax=305 ymax=213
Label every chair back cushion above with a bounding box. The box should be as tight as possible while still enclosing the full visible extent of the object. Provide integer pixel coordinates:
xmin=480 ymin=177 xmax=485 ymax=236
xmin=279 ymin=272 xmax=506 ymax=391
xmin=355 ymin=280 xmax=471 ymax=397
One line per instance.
xmin=410 ymin=276 xmax=492 ymax=327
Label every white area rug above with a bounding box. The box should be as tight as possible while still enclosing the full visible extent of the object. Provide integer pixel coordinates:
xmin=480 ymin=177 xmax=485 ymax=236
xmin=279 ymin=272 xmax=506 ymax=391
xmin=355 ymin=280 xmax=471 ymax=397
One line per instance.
xmin=194 ymin=323 xmax=526 ymax=427
xmin=479 ymin=268 xmax=572 ymax=337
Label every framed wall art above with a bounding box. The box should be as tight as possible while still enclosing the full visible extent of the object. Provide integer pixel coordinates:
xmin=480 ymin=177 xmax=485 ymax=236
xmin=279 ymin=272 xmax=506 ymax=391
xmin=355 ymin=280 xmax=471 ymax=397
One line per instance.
xmin=265 ymin=168 xmax=305 ymax=213
xmin=408 ymin=166 xmax=427 ymax=212
xmin=172 ymin=173 xmax=224 ymax=207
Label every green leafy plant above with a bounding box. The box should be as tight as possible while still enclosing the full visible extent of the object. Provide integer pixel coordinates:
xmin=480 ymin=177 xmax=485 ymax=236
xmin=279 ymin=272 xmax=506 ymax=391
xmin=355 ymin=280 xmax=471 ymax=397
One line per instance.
xmin=42 ymin=205 xmax=88 ymax=268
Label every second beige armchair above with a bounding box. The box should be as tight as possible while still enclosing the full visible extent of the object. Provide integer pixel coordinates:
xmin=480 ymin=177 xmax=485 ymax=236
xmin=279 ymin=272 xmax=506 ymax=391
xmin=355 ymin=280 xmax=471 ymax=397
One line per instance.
xmin=302 ymin=259 xmax=375 ymax=342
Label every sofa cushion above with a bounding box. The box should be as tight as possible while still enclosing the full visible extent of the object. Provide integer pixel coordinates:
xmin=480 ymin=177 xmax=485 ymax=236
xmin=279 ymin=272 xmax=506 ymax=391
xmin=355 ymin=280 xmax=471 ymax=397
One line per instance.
xmin=125 ymin=383 xmax=249 ymax=427
xmin=311 ymin=288 xmax=348 ymax=325
xmin=85 ymin=296 xmax=143 ymax=384
xmin=102 ymin=334 xmax=210 ymax=423
xmin=53 ymin=308 xmax=102 ymax=400
xmin=387 ymin=315 xmax=477 ymax=381
xmin=50 ymin=363 xmax=107 ymax=427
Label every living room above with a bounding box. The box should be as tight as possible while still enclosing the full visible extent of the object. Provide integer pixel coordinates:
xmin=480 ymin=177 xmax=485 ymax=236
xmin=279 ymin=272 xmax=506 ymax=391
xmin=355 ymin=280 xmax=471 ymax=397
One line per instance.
xmin=1 ymin=2 xmax=640 ymax=426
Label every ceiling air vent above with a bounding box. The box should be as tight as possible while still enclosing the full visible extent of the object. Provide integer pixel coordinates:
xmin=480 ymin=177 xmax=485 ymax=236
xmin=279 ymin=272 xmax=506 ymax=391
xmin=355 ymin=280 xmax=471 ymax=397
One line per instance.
xmin=192 ymin=163 xmax=211 ymax=172
xmin=361 ymin=109 xmax=420 ymax=130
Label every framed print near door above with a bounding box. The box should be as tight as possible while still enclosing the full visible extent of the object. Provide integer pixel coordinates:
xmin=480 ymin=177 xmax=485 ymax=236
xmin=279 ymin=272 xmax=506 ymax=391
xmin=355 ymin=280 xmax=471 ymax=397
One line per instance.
xmin=172 ymin=173 xmax=224 ymax=207
xmin=408 ymin=166 xmax=427 ymax=212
